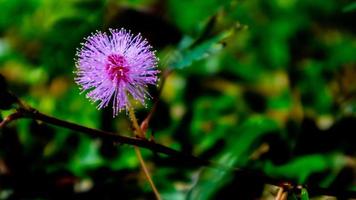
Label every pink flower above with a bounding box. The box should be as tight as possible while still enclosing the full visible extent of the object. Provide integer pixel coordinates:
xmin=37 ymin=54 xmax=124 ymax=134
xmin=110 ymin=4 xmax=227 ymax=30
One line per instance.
xmin=75 ymin=28 xmax=159 ymax=116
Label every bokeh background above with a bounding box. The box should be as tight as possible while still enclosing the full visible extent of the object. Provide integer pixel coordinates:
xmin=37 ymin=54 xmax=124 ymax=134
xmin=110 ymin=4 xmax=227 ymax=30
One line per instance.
xmin=0 ymin=0 xmax=356 ymax=199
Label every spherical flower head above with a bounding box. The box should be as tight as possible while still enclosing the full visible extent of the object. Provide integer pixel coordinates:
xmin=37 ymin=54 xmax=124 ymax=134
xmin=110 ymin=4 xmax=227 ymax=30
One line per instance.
xmin=75 ymin=28 xmax=159 ymax=116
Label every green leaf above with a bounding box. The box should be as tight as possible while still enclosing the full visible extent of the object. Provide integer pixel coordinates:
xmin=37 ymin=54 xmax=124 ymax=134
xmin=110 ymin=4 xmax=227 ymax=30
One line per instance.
xmin=264 ymin=154 xmax=347 ymax=184
xmin=187 ymin=116 xmax=280 ymax=200
xmin=169 ymin=28 xmax=234 ymax=69
xmin=220 ymin=116 xmax=279 ymax=164
xmin=190 ymin=95 xmax=239 ymax=154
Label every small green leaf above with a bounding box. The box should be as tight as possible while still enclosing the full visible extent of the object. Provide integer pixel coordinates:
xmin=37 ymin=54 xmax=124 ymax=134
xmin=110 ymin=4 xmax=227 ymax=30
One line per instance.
xmin=170 ymin=28 xmax=234 ymax=69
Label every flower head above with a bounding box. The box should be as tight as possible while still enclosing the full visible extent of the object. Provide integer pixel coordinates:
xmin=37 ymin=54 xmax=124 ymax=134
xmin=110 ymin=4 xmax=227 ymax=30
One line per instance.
xmin=75 ymin=28 xmax=159 ymax=116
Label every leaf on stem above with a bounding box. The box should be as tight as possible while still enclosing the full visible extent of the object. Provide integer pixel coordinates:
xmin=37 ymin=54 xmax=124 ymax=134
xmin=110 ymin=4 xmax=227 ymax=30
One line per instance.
xmin=169 ymin=28 xmax=235 ymax=69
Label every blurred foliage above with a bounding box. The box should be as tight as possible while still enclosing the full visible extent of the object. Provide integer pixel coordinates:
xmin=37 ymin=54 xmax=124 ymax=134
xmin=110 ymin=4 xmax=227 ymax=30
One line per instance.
xmin=0 ymin=0 xmax=356 ymax=199
xmin=301 ymin=188 xmax=310 ymax=200
xmin=343 ymin=2 xmax=356 ymax=12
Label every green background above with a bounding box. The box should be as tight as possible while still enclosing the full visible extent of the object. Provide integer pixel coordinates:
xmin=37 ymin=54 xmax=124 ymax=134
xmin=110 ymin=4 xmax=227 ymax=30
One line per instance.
xmin=0 ymin=0 xmax=355 ymax=199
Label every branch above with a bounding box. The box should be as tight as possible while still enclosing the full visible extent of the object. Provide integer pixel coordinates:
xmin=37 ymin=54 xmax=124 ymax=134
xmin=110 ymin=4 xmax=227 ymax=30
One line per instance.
xmin=15 ymin=107 xmax=210 ymax=167
xmin=1 ymin=107 xmax=356 ymax=198
xmin=0 ymin=111 xmax=23 ymax=128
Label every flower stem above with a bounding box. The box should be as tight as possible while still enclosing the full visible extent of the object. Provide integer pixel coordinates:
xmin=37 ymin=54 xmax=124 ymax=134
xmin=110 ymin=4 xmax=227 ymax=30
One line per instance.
xmin=127 ymin=105 xmax=161 ymax=200
xmin=128 ymin=105 xmax=145 ymax=138
xmin=134 ymin=147 xmax=161 ymax=200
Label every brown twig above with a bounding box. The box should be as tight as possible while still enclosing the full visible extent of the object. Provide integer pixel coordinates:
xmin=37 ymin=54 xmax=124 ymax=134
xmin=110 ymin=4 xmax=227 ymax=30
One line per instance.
xmin=0 ymin=111 xmax=23 ymax=128
xmin=16 ymin=107 xmax=210 ymax=167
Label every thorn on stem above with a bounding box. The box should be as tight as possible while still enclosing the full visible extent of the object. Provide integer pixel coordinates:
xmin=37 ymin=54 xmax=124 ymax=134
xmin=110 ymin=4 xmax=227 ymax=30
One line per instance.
xmin=140 ymin=119 xmax=149 ymax=134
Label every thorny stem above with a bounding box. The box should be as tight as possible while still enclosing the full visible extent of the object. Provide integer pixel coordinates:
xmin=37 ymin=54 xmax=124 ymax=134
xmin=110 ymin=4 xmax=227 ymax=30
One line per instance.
xmin=13 ymin=107 xmax=210 ymax=166
xmin=128 ymin=105 xmax=161 ymax=200
xmin=1 ymin=106 xmax=356 ymax=198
